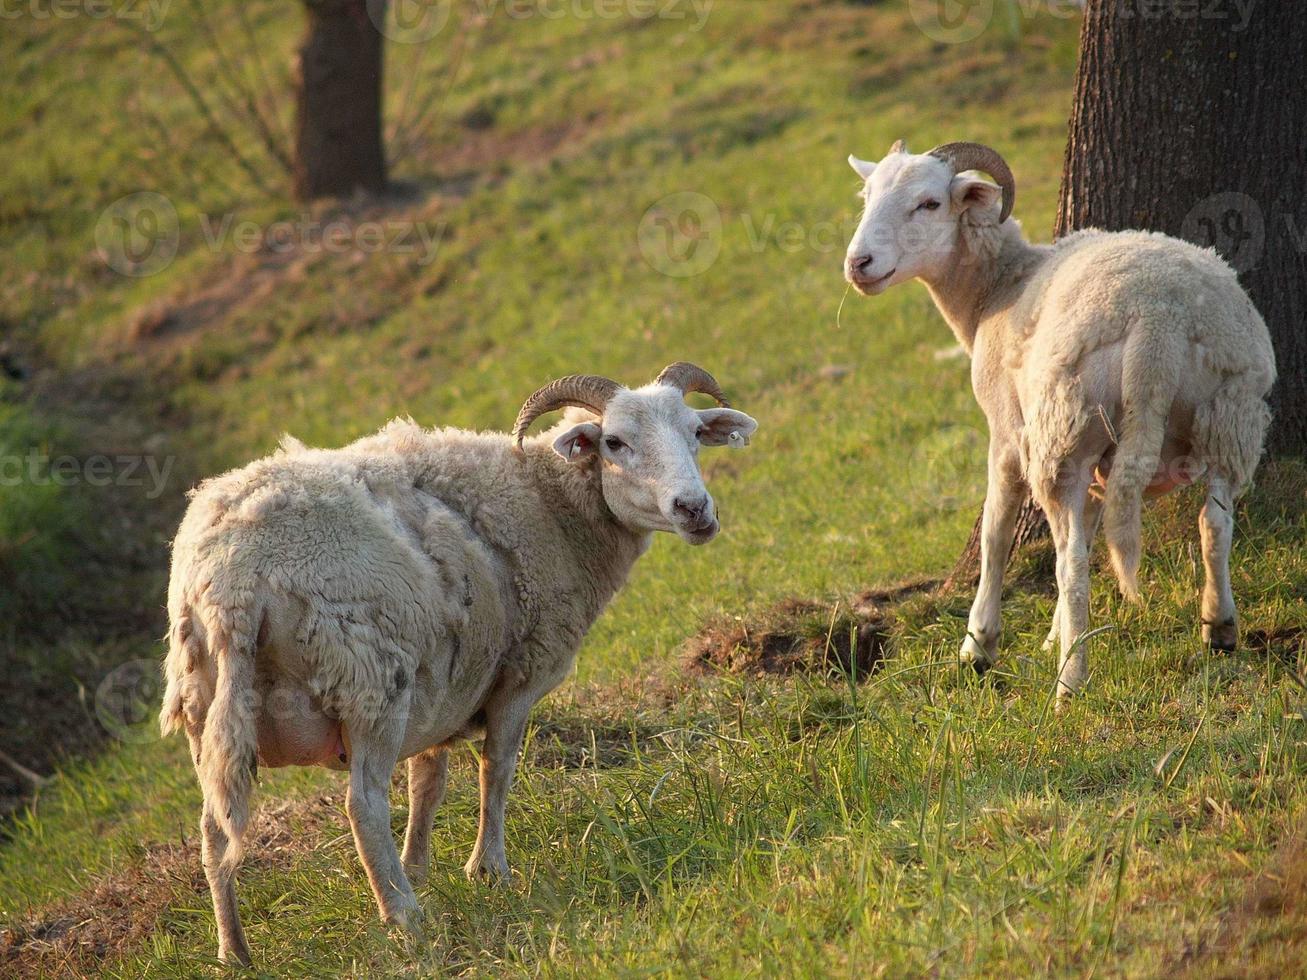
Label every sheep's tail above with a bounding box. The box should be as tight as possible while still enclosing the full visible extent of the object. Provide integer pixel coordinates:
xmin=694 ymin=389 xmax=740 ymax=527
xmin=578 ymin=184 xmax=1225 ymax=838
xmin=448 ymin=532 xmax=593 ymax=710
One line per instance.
xmin=162 ymin=596 xmax=260 ymax=866
xmin=1192 ymin=374 xmax=1272 ymax=499
xmin=1103 ymin=323 xmax=1183 ymax=600
xmin=159 ymin=615 xmax=188 ymax=740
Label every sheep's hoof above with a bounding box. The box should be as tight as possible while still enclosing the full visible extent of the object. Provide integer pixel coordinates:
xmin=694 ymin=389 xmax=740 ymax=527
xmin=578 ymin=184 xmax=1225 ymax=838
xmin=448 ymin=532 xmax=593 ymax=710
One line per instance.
xmin=385 ymin=903 xmax=428 ymax=944
xmin=464 ymin=855 xmax=509 ymax=884
xmin=959 ymin=635 xmax=994 ymax=675
xmin=1203 ymin=619 xmax=1238 ymax=653
xmin=218 ymin=940 xmax=254 ymax=969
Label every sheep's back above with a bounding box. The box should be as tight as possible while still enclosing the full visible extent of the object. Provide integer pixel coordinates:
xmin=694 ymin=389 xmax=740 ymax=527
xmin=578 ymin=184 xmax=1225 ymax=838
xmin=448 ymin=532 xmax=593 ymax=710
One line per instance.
xmin=169 ymin=443 xmax=512 ymax=724
xmin=1012 ymin=230 xmax=1275 ymax=391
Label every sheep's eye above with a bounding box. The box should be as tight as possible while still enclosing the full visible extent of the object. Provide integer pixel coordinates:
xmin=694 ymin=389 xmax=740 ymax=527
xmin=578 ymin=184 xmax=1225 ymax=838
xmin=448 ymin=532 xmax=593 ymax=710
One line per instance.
xmin=917 ymin=199 xmax=941 ymax=212
xmin=604 ymin=436 xmax=625 ymax=453
xmin=695 ymin=426 xmax=705 ymax=441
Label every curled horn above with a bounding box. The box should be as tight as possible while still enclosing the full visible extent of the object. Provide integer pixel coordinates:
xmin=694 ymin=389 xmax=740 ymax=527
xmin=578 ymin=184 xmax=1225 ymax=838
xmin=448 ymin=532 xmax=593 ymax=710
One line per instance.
xmin=655 ymin=361 xmax=731 ymax=407
xmin=512 ymin=374 xmax=622 ymax=449
xmin=927 ymin=141 xmax=1016 ymax=224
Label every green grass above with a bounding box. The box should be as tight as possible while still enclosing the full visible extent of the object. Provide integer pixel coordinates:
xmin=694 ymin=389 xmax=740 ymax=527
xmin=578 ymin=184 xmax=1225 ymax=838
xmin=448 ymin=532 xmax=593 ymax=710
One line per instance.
xmin=2 ymin=1 xmax=1306 ymax=976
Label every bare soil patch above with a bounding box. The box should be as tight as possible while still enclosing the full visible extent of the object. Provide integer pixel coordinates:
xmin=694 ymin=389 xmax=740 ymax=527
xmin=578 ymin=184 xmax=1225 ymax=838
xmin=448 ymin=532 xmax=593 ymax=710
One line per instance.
xmin=684 ymin=581 xmax=937 ymax=681
xmin=1245 ymin=625 xmax=1307 ymax=666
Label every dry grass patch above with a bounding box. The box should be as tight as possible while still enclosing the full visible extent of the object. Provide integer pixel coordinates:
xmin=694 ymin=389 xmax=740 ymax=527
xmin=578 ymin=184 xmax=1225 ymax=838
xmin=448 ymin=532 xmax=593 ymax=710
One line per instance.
xmin=1180 ymin=829 xmax=1307 ymax=979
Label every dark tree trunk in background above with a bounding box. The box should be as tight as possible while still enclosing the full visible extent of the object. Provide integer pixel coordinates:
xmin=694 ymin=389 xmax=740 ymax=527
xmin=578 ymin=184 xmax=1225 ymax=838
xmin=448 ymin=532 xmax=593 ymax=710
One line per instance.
xmin=948 ymin=0 xmax=1307 ymax=588
xmin=293 ymin=0 xmax=388 ymax=201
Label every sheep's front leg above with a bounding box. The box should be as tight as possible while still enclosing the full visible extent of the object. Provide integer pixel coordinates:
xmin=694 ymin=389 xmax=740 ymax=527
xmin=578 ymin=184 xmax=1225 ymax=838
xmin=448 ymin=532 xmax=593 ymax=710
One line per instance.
xmin=465 ymin=694 xmax=532 ymax=882
xmin=1199 ymin=475 xmax=1238 ymax=651
xmin=401 ymin=747 xmax=449 ymax=885
xmin=347 ymin=723 xmax=421 ymax=932
xmin=961 ymin=442 xmax=1025 ymax=673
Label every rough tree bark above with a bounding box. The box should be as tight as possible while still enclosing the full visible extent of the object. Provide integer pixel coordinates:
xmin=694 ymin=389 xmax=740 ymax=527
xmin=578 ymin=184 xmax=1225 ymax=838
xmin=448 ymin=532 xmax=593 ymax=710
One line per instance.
xmin=293 ymin=0 xmax=389 ymax=201
xmin=948 ymin=0 xmax=1307 ymax=588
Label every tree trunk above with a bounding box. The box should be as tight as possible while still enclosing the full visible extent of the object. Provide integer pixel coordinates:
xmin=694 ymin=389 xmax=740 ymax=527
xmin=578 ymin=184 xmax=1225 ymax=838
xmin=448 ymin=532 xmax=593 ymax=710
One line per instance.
xmin=948 ymin=1 xmax=1307 ymax=588
xmin=293 ymin=0 xmax=388 ymax=201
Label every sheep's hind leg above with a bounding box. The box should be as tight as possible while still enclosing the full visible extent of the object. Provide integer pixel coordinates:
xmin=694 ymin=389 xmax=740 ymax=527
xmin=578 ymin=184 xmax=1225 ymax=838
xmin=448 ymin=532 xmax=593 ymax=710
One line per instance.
xmin=1199 ymin=474 xmax=1238 ymax=652
xmin=201 ymin=800 xmax=253 ymax=967
xmin=1044 ymin=491 xmax=1103 ymax=653
xmin=465 ymin=692 xmax=532 ymax=881
xmin=346 ymin=710 xmax=422 ymax=935
xmin=961 ymin=443 xmax=1025 ymax=674
xmin=401 ymin=747 xmax=449 ymax=885
xmin=1045 ymin=481 xmax=1095 ymax=705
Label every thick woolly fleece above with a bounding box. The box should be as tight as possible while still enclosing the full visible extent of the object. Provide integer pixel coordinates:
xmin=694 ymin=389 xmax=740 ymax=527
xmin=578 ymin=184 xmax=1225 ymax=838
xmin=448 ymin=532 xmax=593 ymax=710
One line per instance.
xmin=924 ymin=218 xmax=1276 ymax=594
xmin=160 ymin=414 xmax=649 ymax=859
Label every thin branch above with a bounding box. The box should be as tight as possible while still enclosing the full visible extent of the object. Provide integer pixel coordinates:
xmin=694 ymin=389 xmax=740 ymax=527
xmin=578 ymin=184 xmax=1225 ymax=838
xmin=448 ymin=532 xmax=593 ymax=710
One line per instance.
xmin=187 ymin=0 xmax=293 ymax=176
xmin=0 ymin=747 xmax=52 ymax=788
xmin=391 ymin=8 xmax=485 ymax=169
xmin=114 ymin=17 xmax=273 ymax=195
xmin=234 ymin=0 xmax=294 ymax=152
xmin=386 ymin=12 xmax=439 ymax=153
xmin=133 ymin=97 xmax=241 ymax=205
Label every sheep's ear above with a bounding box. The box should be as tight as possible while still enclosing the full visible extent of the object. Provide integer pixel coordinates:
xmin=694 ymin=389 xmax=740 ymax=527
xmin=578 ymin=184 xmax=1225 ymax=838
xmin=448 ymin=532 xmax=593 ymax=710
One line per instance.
xmin=553 ymin=422 xmax=601 ymax=463
xmin=950 ymin=174 xmax=1001 ymax=213
xmin=696 ymin=409 xmax=758 ymax=448
xmin=848 ymin=155 xmax=877 ymax=181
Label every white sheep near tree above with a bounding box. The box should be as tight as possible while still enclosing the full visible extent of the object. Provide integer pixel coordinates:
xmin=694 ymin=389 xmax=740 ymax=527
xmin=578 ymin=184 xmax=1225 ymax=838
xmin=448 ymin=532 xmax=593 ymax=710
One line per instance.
xmin=843 ymin=140 xmax=1276 ymax=704
xmin=160 ymin=363 xmax=758 ymax=966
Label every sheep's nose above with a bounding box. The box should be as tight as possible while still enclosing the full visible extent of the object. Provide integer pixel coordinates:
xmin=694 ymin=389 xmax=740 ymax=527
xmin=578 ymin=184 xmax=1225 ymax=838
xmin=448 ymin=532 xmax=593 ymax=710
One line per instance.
xmin=847 ymin=254 xmax=874 ymax=276
xmin=673 ymin=495 xmax=709 ymax=523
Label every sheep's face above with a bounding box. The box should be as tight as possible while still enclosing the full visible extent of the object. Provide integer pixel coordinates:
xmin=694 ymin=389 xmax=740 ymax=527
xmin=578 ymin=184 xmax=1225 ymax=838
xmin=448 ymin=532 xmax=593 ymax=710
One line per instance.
xmin=552 ymin=386 xmax=757 ymax=545
xmin=844 ymin=144 xmax=1003 ymax=294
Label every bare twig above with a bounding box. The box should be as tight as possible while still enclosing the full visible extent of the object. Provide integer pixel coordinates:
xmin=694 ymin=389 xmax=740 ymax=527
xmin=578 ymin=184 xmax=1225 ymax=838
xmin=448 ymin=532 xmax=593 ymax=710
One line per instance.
xmin=114 ymin=17 xmax=273 ymax=195
xmin=187 ymin=0 xmax=293 ymax=176
xmin=391 ymin=8 xmax=486 ymax=169
xmin=234 ymin=0 xmax=294 ymax=153
xmin=0 ymin=747 xmax=52 ymax=788
xmin=129 ymin=96 xmax=239 ymax=205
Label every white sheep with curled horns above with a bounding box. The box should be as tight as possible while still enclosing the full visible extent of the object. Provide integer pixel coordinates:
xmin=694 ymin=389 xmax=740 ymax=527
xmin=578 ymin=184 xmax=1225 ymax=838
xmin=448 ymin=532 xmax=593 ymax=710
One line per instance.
xmin=844 ymin=139 xmax=1275 ymax=705
xmin=160 ymin=362 xmax=757 ymax=965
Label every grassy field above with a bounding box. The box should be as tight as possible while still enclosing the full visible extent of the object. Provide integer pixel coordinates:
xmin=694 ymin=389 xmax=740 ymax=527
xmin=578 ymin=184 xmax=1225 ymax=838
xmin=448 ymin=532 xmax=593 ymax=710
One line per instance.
xmin=2 ymin=1 xmax=1305 ymax=976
